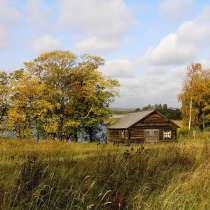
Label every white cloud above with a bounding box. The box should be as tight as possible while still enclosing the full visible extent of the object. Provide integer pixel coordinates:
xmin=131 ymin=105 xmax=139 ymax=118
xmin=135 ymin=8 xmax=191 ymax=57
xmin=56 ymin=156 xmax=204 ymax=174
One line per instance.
xmin=58 ymin=0 xmax=133 ymax=52
xmin=112 ymin=65 xmax=185 ymax=108
xmin=26 ymin=0 xmax=52 ymax=34
xmin=101 ymin=55 xmax=186 ymax=108
xmin=32 ymin=35 xmax=62 ymax=54
xmin=142 ymin=8 xmax=210 ymax=66
xmin=76 ymin=37 xmax=119 ymax=52
xmin=159 ymin=0 xmax=193 ymax=21
xmin=26 ymin=0 xmax=60 ymax=54
xmin=0 ymin=24 xmax=8 ymax=48
xmin=101 ymin=59 xmax=134 ymax=78
xmin=142 ymin=33 xmax=195 ymax=66
xmin=0 ymin=0 xmax=20 ymax=22
xmin=0 ymin=0 xmax=20 ymax=49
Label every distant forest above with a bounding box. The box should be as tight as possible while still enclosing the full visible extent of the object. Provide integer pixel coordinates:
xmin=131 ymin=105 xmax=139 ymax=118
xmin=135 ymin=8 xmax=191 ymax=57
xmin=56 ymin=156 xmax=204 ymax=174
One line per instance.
xmin=112 ymin=104 xmax=182 ymax=120
xmin=138 ymin=104 xmax=182 ymax=120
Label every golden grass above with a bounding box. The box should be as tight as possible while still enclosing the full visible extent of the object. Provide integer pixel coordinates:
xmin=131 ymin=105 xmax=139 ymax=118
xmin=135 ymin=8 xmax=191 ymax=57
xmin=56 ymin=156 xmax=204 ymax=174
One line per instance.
xmin=0 ymin=132 xmax=210 ymax=210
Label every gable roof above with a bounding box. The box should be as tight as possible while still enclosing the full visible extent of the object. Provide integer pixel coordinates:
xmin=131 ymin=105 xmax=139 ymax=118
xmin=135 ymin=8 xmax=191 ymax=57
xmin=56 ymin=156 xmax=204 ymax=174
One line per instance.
xmin=108 ymin=110 xmax=155 ymax=129
xmin=108 ymin=109 xmax=180 ymax=129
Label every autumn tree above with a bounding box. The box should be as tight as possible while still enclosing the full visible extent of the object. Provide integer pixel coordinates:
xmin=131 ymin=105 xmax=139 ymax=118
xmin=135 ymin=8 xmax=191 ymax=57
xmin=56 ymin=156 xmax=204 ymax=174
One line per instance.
xmin=69 ymin=55 xmax=119 ymax=141
xmin=0 ymin=51 xmax=119 ymax=141
xmin=7 ymin=73 xmax=54 ymax=139
xmin=0 ymin=71 xmax=9 ymax=120
xmin=23 ymin=51 xmax=119 ymax=140
xmin=0 ymin=71 xmax=10 ymax=133
xmin=179 ymin=64 xmax=210 ymax=129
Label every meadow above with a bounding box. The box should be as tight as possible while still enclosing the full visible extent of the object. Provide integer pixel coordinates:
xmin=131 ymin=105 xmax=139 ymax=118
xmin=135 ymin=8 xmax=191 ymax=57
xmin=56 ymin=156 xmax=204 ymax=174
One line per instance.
xmin=0 ymin=131 xmax=210 ymax=210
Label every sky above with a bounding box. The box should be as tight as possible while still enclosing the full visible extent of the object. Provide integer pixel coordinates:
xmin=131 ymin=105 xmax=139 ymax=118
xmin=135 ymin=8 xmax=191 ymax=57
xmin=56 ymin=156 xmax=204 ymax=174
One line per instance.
xmin=1 ymin=0 xmax=210 ymax=108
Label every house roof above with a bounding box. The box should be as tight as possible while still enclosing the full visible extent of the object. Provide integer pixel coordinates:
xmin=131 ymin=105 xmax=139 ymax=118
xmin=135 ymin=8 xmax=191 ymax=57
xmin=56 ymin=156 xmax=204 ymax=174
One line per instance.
xmin=108 ymin=110 xmax=155 ymax=129
xmin=108 ymin=109 xmax=180 ymax=129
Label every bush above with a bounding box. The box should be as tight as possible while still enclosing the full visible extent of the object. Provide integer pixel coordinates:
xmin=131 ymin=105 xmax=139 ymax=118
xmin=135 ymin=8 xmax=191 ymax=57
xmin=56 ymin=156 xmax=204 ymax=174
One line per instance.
xmin=178 ymin=127 xmax=191 ymax=138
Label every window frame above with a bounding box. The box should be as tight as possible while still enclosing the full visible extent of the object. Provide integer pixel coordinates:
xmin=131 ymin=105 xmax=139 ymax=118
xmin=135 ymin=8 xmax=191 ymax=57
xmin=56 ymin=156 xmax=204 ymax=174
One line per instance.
xmin=163 ymin=130 xmax=172 ymax=139
xmin=120 ymin=130 xmax=125 ymax=139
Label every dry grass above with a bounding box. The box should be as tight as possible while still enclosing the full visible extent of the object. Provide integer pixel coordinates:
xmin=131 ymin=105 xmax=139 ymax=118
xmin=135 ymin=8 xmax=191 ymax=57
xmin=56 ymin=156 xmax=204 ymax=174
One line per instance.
xmin=0 ymin=132 xmax=210 ymax=209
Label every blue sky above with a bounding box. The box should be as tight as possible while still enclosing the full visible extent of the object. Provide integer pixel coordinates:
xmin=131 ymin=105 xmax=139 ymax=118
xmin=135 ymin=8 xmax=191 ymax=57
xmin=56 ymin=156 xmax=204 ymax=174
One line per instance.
xmin=1 ymin=0 xmax=210 ymax=108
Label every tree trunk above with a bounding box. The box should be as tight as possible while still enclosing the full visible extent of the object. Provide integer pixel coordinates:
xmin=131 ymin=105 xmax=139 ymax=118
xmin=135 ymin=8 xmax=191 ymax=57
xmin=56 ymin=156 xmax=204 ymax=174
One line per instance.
xmin=73 ymin=129 xmax=78 ymax=141
xmin=35 ymin=119 xmax=40 ymax=143
xmin=88 ymin=128 xmax=94 ymax=142
xmin=58 ymin=98 xmax=65 ymax=140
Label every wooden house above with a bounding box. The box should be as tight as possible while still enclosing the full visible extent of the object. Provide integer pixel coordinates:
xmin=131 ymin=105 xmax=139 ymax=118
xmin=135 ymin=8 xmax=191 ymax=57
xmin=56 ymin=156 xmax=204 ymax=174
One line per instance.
xmin=108 ymin=110 xmax=180 ymax=144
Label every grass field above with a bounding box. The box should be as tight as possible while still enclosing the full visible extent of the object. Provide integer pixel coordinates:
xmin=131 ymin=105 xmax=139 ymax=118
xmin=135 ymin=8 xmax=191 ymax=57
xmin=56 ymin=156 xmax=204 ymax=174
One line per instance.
xmin=0 ymin=131 xmax=210 ymax=210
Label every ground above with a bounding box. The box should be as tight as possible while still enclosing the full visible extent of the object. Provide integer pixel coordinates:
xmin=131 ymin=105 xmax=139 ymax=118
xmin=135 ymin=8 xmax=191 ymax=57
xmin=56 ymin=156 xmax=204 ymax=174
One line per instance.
xmin=0 ymin=130 xmax=210 ymax=210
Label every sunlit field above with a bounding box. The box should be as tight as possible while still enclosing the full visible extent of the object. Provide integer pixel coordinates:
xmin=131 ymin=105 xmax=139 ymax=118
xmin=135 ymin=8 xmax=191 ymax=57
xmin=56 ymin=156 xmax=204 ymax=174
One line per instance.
xmin=0 ymin=130 xmax=209 ymax=210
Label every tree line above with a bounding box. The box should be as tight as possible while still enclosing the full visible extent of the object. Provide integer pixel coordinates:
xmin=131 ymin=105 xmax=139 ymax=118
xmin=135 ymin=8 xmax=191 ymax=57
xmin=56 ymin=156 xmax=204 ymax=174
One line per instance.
xmin=135 ymin=104 xmax=182 ymax=120
xmin=0 ymin=51 xmax=119 ymax=141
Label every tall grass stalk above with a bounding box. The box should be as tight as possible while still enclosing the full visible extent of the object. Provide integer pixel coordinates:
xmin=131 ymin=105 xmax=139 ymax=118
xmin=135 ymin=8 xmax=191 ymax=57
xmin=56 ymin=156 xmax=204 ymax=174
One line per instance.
xmin=0 ymin=133 xmax=210 ymax=209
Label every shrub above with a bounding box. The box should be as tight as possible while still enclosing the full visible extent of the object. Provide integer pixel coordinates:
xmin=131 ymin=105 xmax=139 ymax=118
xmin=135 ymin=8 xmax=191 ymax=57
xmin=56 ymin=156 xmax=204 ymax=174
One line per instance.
xmin=178 ymin=127 xmax=191 ymax=138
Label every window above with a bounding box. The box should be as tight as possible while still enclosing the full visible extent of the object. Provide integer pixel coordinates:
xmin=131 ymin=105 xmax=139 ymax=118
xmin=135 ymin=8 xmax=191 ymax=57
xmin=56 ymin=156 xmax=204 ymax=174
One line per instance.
xmin=121 ymin=130 xmax=125 ymax=139
xmin=163 ymin=131 xmax=171 ymax=139
xmin=144 ymin=129 xmax=159 ymax=143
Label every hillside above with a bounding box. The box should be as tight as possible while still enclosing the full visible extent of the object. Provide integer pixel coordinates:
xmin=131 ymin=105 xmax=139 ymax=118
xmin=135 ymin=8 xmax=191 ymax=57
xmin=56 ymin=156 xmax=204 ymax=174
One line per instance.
xmin=0 ymin=133 xmax=210 ymax=210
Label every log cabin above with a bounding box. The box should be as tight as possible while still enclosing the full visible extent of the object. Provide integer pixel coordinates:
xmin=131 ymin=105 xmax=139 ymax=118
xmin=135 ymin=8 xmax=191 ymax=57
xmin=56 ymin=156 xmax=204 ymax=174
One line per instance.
xmin=108 ymin=110 xmax=180 ymax=144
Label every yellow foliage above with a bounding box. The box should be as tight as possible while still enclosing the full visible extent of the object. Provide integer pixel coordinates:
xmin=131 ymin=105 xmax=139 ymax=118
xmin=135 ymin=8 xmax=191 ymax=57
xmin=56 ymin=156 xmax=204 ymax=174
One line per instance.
xmin=179 ymin=64 xmax=210 ymax=127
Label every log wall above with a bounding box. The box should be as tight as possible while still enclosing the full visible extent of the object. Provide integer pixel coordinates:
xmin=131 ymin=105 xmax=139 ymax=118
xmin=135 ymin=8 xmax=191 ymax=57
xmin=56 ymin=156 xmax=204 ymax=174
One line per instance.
xmin=108 ymin=111 xmax=178 ymax=143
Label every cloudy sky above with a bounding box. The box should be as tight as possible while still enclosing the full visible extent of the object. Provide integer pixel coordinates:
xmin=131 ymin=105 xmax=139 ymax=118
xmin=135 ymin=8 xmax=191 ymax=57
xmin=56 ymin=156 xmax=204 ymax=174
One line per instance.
xmin=1 ymin=0 xmax=210 ymax=108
